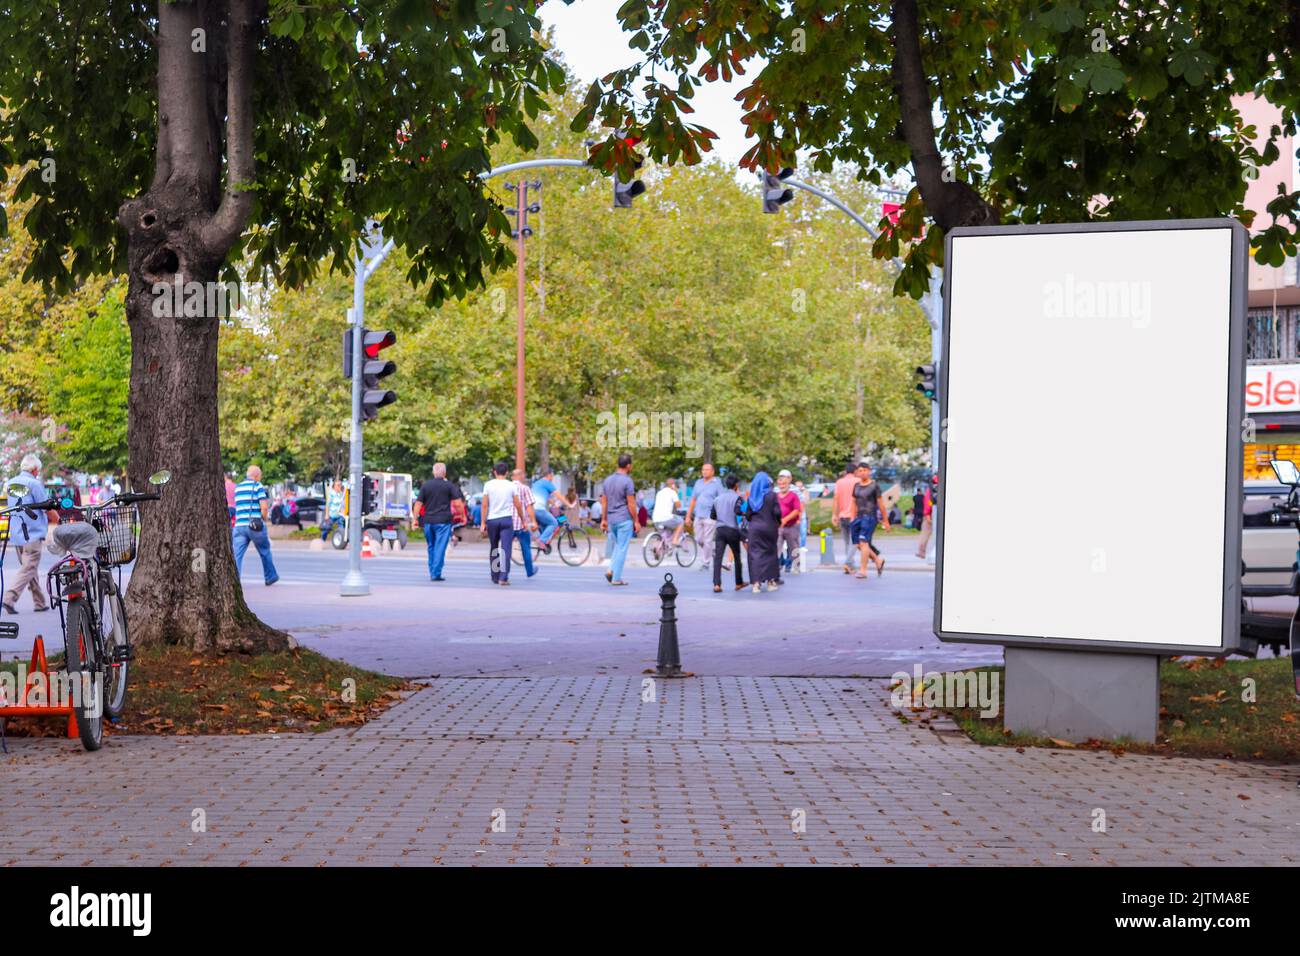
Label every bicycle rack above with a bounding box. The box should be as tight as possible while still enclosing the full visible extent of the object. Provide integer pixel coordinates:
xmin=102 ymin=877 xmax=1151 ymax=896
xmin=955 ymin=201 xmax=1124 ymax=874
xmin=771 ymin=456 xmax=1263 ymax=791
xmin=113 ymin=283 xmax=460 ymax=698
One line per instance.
xmin=0 ymin=635 xmax=77 ymax=742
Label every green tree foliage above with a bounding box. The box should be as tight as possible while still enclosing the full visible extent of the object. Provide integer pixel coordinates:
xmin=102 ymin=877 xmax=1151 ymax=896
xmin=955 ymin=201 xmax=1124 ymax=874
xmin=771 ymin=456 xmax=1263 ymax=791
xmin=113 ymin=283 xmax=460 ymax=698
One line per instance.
xmin=0 ymin=1 xmax=566 ymax=301
xmin=581 ymin=1 xmax=1300 ymax=291
xmin=41 ymin=287 xmax=130 ymax=474
xmin=0 ymin=170 xmax=127 ymax=471
xmin=0 ymin=1 xmax=574 ymax=652
xmin=220 ymin=156 xmax=930 ymax=483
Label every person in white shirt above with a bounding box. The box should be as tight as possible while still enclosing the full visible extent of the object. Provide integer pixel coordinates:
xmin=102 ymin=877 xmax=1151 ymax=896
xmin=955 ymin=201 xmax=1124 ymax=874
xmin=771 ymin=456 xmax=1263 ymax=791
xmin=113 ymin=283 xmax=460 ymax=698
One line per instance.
xmin=652 ymin=477 xmax=684 ymax=546
xmin=479 ymin=460 xmax=524 ymax=585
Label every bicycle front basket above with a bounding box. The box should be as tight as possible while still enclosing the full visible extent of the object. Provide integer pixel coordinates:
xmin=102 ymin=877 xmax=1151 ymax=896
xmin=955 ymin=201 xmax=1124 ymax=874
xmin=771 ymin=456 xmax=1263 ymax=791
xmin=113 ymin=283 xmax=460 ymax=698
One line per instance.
xmin=93 ymin=503 xmax=141 ymax=566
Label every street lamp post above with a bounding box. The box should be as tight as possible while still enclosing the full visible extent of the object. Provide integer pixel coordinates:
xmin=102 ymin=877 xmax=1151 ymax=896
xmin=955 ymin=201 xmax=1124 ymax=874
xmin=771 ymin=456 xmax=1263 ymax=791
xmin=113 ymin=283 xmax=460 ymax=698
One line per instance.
xmin=509 ymin=179 xmax=542 ymax=472
xmin=515 ymin=180 xmax=528 ymax=471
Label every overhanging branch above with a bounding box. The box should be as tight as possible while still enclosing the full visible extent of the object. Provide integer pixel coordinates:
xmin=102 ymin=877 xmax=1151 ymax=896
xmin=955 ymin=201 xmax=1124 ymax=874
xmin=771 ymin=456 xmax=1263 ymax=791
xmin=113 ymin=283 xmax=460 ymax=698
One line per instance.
xmin=201 ymin=0 xmax=259 ymax=257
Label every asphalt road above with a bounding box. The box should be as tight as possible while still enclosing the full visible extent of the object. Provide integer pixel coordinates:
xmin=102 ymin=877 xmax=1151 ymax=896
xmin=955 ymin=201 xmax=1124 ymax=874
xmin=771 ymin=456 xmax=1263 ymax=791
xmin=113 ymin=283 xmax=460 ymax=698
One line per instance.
xmin=238 ymin=535 xmax=1001 ymax=678
xmin=1 ymin=535 xmax=1000 ymax=677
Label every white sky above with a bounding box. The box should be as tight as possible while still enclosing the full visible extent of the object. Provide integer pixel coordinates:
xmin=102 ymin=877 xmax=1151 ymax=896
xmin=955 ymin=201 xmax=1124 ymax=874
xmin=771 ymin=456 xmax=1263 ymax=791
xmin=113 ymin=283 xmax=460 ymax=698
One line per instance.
xmin=539 ymin=0 xmax=756 ymax=167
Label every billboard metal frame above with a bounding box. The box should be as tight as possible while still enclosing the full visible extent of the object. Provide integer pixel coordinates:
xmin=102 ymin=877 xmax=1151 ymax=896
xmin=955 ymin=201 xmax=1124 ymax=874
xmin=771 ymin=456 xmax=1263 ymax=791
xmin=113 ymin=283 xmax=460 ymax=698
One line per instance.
xmin=934 ymin=218 xmax=1248 ymax=656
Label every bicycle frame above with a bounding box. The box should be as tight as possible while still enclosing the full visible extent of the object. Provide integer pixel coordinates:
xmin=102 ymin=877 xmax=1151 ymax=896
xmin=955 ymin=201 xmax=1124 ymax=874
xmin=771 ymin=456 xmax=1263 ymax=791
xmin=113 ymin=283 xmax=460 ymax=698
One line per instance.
xmin=47 ymin=553 xmax=102 ymax=645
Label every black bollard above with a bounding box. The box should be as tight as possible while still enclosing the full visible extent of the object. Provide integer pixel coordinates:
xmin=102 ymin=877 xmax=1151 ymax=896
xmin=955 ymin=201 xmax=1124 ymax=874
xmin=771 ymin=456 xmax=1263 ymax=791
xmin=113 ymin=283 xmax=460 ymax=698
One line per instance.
xmin=656 ymin=572 xmax=683 ymax=678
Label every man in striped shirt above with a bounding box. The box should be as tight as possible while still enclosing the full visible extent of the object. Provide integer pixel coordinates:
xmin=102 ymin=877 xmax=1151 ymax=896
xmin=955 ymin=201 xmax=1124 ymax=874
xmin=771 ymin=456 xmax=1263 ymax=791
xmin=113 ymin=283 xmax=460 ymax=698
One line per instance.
xmin=511 ymin=467 xmax=540 ymax=578
xmin=232 ymin=465 xmax=280 ymax=586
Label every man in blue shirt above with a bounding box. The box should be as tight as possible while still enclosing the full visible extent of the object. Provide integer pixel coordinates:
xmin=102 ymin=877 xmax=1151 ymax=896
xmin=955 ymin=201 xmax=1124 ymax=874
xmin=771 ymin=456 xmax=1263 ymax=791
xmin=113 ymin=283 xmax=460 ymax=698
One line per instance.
xmin=685 ymin=462 xmax=723 ymax=573
xmin=232 ymin=465 xmax=279 ymax=586
xmin=3 ymin=453 xmax=51 ymax=613
xmin=600 ymin=454 xmax=639 ymax=586
xmin=530 ymin=468 xmax=560 ymax=552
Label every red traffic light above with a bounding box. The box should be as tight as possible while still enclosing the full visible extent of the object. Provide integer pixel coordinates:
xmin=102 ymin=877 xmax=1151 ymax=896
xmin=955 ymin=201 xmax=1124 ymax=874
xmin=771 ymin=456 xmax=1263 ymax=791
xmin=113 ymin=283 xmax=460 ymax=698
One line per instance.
xmin=363 ymin=329 xmax=396 ymax=359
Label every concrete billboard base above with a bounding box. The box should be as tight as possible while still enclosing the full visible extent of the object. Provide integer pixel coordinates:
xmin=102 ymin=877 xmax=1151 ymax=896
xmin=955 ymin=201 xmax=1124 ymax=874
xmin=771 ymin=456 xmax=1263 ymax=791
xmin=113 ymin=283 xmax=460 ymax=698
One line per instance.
xmin=1004 ymin=647 xmax=1159 ymax=744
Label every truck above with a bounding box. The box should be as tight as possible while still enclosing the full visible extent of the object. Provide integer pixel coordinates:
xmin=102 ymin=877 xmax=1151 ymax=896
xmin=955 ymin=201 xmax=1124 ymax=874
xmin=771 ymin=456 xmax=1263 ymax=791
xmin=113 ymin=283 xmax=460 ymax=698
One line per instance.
xmin=328 ymin=471 xmax=414 ymax=551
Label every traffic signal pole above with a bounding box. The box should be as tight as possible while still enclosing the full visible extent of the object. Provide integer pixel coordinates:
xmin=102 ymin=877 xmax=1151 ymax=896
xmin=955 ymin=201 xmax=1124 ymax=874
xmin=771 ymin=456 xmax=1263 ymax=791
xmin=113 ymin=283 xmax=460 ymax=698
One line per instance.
xmin=341 ymin=233 xmax=395 ymax=598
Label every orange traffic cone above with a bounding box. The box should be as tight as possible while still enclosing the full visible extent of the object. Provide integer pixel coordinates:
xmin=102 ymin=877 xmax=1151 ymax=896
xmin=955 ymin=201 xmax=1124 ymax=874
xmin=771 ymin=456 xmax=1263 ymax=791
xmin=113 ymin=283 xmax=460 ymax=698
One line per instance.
xmin=361 ymin=532 xmax=375 ymax=558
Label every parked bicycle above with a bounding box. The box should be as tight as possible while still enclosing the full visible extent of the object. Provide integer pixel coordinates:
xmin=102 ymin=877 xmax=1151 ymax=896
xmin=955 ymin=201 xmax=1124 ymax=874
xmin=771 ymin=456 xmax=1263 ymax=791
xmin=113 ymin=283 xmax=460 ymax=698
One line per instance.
xmin=643 ymin=521 xmax=698 ymax=568
xmin=1 ymin=469 xmax=171 ymax=751
xmin=514 ymin=512 xmax=593 ymax=567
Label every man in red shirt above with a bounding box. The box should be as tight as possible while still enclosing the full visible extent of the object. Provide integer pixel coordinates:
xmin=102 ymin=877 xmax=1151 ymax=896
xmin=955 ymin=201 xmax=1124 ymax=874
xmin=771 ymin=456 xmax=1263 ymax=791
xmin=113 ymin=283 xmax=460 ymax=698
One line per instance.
xmin=832 ymin=462 xmax=860 ymax=574
xmin=224 ymin=472 xmax=237 ymax=524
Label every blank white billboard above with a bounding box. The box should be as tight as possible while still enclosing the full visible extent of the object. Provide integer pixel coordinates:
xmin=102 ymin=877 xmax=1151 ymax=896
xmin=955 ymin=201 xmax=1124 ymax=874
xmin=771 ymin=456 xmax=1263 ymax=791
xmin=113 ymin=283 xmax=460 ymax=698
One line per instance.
xmin=936 ymin=221 xmax=1245 ymax=653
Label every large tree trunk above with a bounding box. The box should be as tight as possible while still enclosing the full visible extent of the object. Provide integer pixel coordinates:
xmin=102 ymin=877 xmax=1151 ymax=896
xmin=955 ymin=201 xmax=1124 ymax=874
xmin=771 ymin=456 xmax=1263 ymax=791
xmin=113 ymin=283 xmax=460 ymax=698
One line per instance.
xmin=118 ymin=0 xmax=288 ymax=654
xmin=891 ymin=0 xmax=999 ymax=231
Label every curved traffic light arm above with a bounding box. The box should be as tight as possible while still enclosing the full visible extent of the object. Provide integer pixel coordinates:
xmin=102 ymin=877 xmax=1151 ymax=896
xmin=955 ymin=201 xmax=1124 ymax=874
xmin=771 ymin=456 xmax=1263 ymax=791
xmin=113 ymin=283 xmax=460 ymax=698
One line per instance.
xmin=785 ymin=177 xmax=906 ymax=274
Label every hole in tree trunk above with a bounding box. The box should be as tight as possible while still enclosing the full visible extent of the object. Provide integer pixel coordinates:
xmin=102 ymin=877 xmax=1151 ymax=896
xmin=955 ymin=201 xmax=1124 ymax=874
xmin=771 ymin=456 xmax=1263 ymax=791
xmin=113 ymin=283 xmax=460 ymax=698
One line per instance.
xmin=143 ymin=245 xmax=180 ymax=280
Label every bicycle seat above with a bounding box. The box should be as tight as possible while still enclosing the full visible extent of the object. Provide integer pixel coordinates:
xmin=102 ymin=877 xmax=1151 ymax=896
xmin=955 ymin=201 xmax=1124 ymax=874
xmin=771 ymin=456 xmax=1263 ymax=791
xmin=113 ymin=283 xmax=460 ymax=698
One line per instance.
xmin=46 ymin=522 xmax=100 ymax=561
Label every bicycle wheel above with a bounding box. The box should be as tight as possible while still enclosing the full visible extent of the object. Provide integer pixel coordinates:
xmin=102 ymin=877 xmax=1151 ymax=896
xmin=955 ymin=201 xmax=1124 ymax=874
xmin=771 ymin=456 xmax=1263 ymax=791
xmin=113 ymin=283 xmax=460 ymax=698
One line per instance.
xmin=99 ymin=585 xmax=130 ymax=720
xmin=643 ymin=532 xmax=665 ymax=567
xmin=557 ymin=527 xmax=591 ymax=567
xmin=674 ymin=533 xmax=699 ymax=568
xmin=64 ymin=601 xmax=104 ymax=751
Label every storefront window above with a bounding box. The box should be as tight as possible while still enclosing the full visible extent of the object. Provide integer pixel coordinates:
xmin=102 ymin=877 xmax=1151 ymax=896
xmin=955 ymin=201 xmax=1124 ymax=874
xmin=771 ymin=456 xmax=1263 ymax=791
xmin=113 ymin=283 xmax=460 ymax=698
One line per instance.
xmin=1248 ymin=309 xmax=1283 ymax=361
xmin=1245 ymin=443 xmax=1300 ymax=480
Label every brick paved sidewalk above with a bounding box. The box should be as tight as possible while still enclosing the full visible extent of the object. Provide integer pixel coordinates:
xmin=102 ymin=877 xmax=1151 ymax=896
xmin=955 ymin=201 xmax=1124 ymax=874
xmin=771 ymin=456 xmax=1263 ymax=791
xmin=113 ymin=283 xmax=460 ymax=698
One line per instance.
xmin=2 ymin=677 xmax=1295 ymax=866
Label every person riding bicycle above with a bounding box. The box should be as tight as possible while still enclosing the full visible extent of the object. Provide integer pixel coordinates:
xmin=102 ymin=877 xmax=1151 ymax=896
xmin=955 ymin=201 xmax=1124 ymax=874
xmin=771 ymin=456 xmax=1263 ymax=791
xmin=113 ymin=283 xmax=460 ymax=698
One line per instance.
xmin=530 ymin=468 xmax=562 ymax=554
xmin=652 ymin=477 xmax=685 ymax=546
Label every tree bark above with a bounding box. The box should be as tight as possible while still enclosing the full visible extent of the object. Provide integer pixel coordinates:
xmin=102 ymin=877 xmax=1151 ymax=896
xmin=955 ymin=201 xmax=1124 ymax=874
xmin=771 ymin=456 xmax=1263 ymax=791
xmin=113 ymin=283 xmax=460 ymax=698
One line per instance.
xmin=118 ymin=0 xmax=288 ymax=654
xmin=890 ymin=0 xmax=999 ymax=231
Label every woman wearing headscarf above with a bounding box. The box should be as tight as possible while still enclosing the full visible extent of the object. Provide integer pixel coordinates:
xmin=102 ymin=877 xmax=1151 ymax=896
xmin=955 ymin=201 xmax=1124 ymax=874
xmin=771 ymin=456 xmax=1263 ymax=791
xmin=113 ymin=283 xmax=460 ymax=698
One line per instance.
xmin=743 ymin=470 xmax=782 ymax=592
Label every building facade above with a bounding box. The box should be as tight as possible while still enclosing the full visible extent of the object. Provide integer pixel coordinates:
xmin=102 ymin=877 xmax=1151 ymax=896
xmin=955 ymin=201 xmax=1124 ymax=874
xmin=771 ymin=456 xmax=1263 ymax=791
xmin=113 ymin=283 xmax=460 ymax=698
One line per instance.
xmin=1239 ymin=95 xmax=1300 ymax=478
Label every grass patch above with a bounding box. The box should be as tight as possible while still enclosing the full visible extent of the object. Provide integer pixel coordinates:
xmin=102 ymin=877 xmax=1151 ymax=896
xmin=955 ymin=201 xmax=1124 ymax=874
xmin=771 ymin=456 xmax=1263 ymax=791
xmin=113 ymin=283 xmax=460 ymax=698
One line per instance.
xmin=936 ymin=657 xmax=1300 ymax=762
xmin=1 ymin=645 xmax=412 ymax=739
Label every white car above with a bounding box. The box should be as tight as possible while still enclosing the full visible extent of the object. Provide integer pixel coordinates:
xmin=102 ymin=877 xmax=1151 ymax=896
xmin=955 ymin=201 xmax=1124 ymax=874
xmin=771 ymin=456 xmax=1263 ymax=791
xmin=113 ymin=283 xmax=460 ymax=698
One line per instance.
xmin=1242 ymin=479 xmax=1297 ymax=591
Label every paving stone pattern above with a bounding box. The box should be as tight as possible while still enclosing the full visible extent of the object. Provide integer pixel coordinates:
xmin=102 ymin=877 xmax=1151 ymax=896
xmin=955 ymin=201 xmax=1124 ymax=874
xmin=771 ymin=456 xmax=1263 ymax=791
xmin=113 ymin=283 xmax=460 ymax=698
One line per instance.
xmin=2 ymin=678 xmax=1295 ymax=866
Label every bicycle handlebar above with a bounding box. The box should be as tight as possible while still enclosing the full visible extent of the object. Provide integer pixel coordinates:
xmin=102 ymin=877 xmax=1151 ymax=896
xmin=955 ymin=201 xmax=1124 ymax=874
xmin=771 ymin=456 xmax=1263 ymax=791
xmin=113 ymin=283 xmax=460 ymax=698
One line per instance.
xmin=109 ymin=492 xmax=161 ymax=505
xmin=1 ymin=490 xmax=162 ymax=518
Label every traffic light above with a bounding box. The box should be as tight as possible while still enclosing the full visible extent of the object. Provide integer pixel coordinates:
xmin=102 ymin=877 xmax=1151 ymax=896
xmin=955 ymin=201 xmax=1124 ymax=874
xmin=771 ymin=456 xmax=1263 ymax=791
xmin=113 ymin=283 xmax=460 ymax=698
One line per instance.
xmin=360 ymin=475 xmax=378 ymax=515
xmin=613 ymin=131 xmax=645 ymax=208
xmin=361 ymin=329 xmax=396 ymax=420
xmin=915 ymin=364 xmax=938 ymax=402
xmin=343 ymin=328 xmax=397 ymax=420
xmin=761 ymin=166 xmax=795 ymax=213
